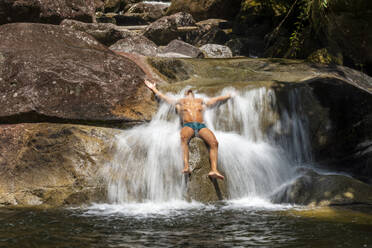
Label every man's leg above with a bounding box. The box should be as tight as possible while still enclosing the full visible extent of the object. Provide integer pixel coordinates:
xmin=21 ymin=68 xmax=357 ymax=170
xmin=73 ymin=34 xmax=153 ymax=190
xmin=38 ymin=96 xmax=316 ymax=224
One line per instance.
xmin=180 ymin=126 xmax=194 ymax=174
xmin=198 ymin=128 xmax=224 ymax=180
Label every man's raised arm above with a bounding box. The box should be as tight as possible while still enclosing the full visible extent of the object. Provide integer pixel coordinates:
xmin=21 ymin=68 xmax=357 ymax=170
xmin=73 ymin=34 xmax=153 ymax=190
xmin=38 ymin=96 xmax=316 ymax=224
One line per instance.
xmin=144 ymin=79 xmax=176 ymax=105
xmin=205 ymin=94 xmax=232 ymax=108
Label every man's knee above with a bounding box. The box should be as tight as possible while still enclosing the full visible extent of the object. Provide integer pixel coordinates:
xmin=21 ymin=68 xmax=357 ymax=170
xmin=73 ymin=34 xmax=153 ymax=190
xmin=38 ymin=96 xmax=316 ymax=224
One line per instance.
xmin=181 ymin=134 xmax=190 ymax=143
xmin=210 ymin=139 xmax=218 ymax=148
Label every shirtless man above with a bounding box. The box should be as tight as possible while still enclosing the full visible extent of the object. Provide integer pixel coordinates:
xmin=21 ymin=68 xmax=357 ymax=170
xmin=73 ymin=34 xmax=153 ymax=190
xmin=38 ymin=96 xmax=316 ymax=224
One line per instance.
xmin=144 ymin=79 xmax=232 ymax=180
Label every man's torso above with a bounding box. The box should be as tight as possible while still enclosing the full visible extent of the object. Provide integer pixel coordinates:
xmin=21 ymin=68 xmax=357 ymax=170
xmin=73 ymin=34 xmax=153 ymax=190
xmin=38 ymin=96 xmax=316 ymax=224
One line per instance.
xmin=177 ymin=98 xmax=205 ymax=123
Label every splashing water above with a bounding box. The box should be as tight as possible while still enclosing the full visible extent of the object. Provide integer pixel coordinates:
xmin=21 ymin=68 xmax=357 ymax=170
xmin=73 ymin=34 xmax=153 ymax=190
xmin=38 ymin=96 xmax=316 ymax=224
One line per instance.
xmin=102 ymin=86 xmax=312 ymax=204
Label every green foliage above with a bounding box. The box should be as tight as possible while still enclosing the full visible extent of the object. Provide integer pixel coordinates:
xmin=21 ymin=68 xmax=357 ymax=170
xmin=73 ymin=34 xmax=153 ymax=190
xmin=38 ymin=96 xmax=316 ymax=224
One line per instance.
xmin=288 ymin=0 xmax=329 ymax=57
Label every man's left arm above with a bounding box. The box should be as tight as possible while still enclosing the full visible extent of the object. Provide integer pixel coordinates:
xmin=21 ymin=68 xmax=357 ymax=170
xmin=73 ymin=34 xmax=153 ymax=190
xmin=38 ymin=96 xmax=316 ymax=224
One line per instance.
xmin=205 ymin=94 xmax=232 ymax=108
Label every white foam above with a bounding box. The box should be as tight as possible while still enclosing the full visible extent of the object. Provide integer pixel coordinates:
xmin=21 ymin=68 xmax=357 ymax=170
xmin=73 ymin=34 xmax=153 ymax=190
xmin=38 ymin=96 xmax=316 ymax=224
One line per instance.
xmin=142 ymin=1 xmax=171 ymax=7
xmin=224 ymin=197 xmax=295 ymax=211
xmin=84 ymin=200 xmax=212 ymax=217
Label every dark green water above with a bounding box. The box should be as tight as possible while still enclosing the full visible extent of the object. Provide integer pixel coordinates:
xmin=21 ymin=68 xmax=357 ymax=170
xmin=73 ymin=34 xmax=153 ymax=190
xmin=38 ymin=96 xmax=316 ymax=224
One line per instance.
xmin=0 ymin=201 xmax=371 ymax=248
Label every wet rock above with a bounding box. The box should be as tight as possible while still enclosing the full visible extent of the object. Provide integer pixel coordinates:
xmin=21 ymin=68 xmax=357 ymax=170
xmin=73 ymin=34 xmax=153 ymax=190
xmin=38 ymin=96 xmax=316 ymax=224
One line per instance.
xmin=0 ymin=0 xmax=95 ymax=25
xmin=110 ymin=35 xmax=158 ymax=57
xmin=187 ymin=138 xmax=228 ymax=203
xmin=158 ymin=40 xmax=203 ymax=58
xmin=0 ymin=23 xmax=156 ymax=125
xmin=166 ymin=0 xmax=242 ymax=21
xmin=60 ymin=19 xmax=135 ymax=46
xmin=143 ymin=12 xmax=196 ymax=45
xmin=200 ymin=44 xmax=233 ymax=58
xmin=0 ymin=123 xmax=118 ymax=207
xmin=272 ymin=168 xmax=372 ymax=206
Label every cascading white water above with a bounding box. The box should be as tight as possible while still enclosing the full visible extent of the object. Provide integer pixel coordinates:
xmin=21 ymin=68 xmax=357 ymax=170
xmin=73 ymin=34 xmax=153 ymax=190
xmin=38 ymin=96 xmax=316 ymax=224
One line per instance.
xmin=103 ymin=86 xmax=312 ymax=203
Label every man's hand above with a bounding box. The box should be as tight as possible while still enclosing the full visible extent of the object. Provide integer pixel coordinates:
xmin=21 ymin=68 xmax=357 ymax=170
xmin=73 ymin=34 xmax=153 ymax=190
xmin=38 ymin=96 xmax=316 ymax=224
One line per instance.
xmin=144 ymin=79 xmax=156 ymax=91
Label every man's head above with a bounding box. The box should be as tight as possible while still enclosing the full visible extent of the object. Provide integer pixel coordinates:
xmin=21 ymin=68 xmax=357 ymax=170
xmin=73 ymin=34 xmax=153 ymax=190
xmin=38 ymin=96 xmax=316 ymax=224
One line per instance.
xmin=185 ymin=89 xmax=195 ymax=98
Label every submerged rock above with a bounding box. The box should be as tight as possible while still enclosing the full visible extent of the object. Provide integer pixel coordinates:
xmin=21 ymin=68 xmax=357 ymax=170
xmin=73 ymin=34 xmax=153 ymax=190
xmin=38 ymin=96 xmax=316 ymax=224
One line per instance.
xmin=187 ymin=138 xmax=228 ymax=202
xmin=0 ymin=0 xmax=95 ymax=24
xmin=0 ymin=123 xmax=117 ymax=207
xmin=272 ymin=168 xmax=372 ymax=206
xmin=0 ymin=23 xmax=156 ymax=126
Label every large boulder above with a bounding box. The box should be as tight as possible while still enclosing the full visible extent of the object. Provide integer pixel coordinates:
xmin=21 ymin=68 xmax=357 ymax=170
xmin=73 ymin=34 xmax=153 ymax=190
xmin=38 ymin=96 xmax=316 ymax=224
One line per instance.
xmin=200 ymin=44 xmax=233 ymax=58
xmin=60 ymin=19 xmax=135 ymax=46
xmin=0 ymin=0 xmax=95 ymax=25
xmin=109 ymin=35 xmax=158 ymax=57
xmin=0 ymin=123 xmax=117 ymax=207
xmin=272 ymin=168 xmax=372 ymax=206
xmin=143 ymin=12 xmax=196 ymax=45
xmin=187 ymin=138 xmax=228 ymax=202
xmin=158 ymin=39 xmax=204 ymax=58
xmin=166 ymin=0 xmax=242 ymax=21
xmin=0 ymin=23 xmax=157 ymax=125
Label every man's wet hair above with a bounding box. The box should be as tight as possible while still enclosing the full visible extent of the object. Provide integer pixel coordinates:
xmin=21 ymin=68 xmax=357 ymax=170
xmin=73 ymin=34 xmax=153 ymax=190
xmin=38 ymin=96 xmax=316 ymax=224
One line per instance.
xmin=185 ymin=89 xmax=194 ymax=96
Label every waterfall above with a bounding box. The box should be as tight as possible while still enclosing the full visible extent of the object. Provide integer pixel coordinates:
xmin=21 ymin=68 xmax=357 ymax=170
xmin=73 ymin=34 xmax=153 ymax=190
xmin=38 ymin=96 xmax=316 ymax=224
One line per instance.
xmin=103 ymin=86 xmax=312 ymax=203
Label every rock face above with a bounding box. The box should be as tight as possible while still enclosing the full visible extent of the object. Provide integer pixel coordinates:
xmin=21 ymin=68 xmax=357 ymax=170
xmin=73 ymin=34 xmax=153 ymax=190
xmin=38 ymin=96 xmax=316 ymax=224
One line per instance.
xmin=167 ymin=0 xmax=242 ymax=21
xmin=143 ymin=12 xmax=196 ymax=45
xmin=0 ymin=123 xmax=117 ymax=207
xmin=60 ymin=19 xmax=135 ymax=46
xmin=0 ymin=0 xmax=95 ymax=24
xmin=272 ymin=168 xmax=372 ymax=206
xmin=158 ymin=39 xmax=203 ymax=58
xmin=110 ymin=35 xmax=158 ymax=57
xmin=0 ymin=23 xmax=156 ymax=125
xmin=200 ymin=44 xmax=233 ymax=58
xmin=187 ymin=138 xmax=228 ymax=202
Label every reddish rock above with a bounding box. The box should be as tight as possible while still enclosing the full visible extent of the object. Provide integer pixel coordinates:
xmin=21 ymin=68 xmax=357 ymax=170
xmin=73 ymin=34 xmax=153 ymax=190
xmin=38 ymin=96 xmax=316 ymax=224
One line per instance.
xmin=0 ymin=23 xmax=157 ymax=125
xmin=0 ymin=0 xmax=95 ymax=25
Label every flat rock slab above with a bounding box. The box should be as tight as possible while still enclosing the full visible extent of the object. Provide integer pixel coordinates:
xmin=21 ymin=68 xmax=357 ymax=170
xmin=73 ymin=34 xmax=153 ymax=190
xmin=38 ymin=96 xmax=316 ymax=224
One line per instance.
xmin=187 ymin=138 xmax=227 ymax=202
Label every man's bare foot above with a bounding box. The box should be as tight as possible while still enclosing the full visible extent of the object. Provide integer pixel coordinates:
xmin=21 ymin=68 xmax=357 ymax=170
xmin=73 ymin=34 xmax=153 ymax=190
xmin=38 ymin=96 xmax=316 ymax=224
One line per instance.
xmin=208 ymin=171 xmax=225 ymax=180
xmin=182 ymin=168 xmax=191 ymax=174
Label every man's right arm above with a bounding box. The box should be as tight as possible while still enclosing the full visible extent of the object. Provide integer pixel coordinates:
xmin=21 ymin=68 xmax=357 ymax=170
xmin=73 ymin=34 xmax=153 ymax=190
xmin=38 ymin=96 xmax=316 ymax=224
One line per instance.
xmin=144 ymin=79 xmax=176 ymax=105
